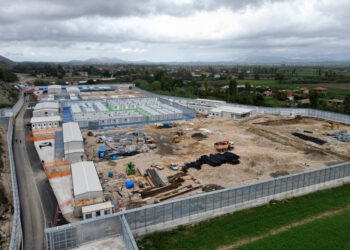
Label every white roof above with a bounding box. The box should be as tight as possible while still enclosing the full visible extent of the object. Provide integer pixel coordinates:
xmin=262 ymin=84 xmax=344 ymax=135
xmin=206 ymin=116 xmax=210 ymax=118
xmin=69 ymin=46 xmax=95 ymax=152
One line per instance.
xmin=196 ymin=98 xmax=226 ymax=104
xmin=210 ymin=105 xmax=252 ymax=115
xmin=48 ymin=85 xmax=61 ymax=90
xmin=34 ymin=102 xmax=59 ymax=111
xmin=71 ymin=161 xmax=102 ymax=198
xmin=82 ymin=201 xmax=113 ymax=214
xmin=63 ymin=122 xmax=83 ymax=142
xmin=67 ymin=86 xmax=79 ymax=92
xmin=30 ymin=116 xmax=61 ymax=123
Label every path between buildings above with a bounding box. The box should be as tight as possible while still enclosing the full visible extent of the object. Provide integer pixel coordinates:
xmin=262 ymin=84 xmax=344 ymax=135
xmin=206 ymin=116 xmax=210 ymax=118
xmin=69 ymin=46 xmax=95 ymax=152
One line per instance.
xmin=13 ymin=95 xmax=59 ymax=250
xmin=218 ymin=205 xmax=350 ymax=250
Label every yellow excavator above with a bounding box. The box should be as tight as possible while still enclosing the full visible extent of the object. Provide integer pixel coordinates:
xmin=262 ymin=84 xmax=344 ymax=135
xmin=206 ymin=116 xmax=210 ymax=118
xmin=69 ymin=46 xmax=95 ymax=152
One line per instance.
xmin=327 ymin=121 xmax=340 ymax=130
xmin=173 ymin=135 xmax=180 ymax=143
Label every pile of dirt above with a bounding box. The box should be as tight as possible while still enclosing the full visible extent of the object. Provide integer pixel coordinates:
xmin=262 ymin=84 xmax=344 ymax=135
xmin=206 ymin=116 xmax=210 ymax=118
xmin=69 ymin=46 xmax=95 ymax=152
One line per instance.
xmin=191 ymin=133 xmax=208 ymax=141
xmin=270 ymin=170 xmax=289 ymax=178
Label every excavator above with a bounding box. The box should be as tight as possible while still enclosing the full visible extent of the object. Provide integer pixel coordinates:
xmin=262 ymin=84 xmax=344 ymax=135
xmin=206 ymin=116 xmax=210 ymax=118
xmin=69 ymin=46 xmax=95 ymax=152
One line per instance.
xmin=126 ymin=162 xmax=135 ymax=175
xmin=326 ymin=121 xmax=340 ymax=130
xmin=137 ymin=135 xmax=154 ymax=144
xmin=173 ymin=135 xmax=180 ymax=143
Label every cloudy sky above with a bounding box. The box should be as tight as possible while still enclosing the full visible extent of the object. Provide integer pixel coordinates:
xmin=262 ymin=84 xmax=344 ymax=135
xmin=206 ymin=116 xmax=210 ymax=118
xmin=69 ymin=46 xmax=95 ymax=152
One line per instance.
xmin=1 ymin=0 xmax=350 ymax=62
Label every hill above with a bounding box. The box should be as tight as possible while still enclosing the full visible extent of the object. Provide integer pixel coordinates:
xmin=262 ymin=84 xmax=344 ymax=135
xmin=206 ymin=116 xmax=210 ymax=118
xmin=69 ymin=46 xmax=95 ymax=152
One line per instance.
xmin=0 ymin=55 xmax=15 ymax=69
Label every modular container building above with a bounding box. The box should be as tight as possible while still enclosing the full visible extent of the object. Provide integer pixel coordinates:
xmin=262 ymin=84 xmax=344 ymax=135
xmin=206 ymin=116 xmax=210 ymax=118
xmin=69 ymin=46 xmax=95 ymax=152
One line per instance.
xmin=208 ymin=106 xmax=254 ymax=120
xmin=30 ymin=116 xmax=61 ymax=130
xmin=63 ymin=122 xmax=85 ymax=163
xmin=48 ymin=85 xmax=62 ymax=94
xmin=71 ymin=161 xmax=103 ymax=202
xmin=32 ymin=102 xmax=60 ymax=117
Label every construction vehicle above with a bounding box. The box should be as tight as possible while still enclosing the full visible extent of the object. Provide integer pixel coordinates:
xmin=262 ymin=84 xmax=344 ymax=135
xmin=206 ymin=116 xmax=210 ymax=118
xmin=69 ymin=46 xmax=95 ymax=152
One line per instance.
xmin=177 ymin=129 xmax=184 ymax=136
xmin=137 ymin=135 xmax=154 ymax=144
xmin=296 ymin=115 xmax=303 ymax=120
xmin=327 ymin=121 xmax=340 ymax=129
xmin=173 ymin=135 xmax=180 ymax=143
xmin=214 ymin=141 xmax=234 ymax=152
xmin=126 ymin=162 xmax=135 ymax=175
xmin=156 ymin=123 xmax=174 ymax=129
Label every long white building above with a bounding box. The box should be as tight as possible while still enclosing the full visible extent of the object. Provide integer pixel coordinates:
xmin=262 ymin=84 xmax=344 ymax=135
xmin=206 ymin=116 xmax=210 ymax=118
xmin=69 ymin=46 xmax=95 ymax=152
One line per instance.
xmin=33 ymin=102 xmax=60 ymax=117
xmin=63 ymin=122 xmax=84 ymax=163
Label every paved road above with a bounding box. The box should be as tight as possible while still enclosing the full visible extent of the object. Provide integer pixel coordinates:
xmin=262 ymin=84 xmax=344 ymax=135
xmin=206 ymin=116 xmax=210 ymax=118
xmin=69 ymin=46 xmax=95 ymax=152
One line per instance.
xmin=13 ymin=95 xmax=60 ymax=250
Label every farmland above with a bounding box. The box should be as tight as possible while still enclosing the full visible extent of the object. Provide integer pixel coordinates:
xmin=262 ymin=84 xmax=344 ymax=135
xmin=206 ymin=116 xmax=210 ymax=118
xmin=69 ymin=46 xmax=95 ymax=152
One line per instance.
xmin=137 ymin=184 xmax=350 ymax=250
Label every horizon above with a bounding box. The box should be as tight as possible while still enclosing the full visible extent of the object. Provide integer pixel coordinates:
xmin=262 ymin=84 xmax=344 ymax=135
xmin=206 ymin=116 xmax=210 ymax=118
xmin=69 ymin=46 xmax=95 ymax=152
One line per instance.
xmin=1 ymin=0 xmax=350 ymax=62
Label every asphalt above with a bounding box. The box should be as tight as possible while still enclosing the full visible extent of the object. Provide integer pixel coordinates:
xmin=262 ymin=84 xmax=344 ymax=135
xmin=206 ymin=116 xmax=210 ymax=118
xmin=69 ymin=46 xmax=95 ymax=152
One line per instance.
xmin=13 ymin=95 xmax=67 ymax=250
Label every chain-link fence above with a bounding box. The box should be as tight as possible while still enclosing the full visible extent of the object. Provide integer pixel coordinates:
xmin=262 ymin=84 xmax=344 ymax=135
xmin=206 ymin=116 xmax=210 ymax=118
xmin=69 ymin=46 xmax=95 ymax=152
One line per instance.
xmin=45 ymin=214 xmax=137 ymax=250
xmin=7 ymin=93 xmax=24 ymax=250
xmin=45 ymin=161 xmax=350 ymax=249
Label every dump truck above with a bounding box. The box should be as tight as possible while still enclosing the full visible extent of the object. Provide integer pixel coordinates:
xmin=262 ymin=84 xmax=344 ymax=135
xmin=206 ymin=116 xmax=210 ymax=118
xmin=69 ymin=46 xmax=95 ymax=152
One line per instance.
xmin=126 ymin=162 xmax=135 ymax=175
xmin=214 ymin=141 xmax=234 ymax=152
xmin=156 ymin=123 xmax=174 ymax=129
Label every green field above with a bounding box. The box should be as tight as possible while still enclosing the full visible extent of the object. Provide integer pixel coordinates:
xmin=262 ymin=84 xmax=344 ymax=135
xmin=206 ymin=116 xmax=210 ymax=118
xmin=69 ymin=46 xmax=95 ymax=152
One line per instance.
xmin=238 ymin=208 xmax=350 ymax=250
xmin=137 ymin=184 xmax=350 ymax=250
xmin=264 ymin=97 xmax=288 ymax=107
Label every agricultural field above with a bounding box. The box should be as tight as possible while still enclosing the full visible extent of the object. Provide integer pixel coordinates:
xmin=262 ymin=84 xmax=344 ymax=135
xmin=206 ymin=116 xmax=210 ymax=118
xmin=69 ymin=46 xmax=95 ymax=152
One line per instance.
xmin=137 ymin=184 xmax=350 ymax=250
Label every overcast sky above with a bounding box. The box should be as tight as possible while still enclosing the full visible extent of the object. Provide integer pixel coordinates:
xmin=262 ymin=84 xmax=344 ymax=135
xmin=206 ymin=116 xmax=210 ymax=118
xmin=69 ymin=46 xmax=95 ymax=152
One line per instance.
xmin=1 ymin=0 xmax=350 ymax=62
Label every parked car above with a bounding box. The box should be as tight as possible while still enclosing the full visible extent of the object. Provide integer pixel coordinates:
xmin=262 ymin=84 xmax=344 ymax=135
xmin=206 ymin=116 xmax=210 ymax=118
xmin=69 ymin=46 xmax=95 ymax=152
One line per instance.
xmin=39 ymin=142 xmax=52 ymax=149
xmin=170 ymin=163 xmax=178 ymax=171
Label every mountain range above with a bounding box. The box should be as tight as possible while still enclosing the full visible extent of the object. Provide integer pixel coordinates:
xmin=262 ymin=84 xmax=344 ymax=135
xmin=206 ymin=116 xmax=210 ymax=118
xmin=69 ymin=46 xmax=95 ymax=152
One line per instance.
xmin=1 ymin=55 xmax=350 ymax=66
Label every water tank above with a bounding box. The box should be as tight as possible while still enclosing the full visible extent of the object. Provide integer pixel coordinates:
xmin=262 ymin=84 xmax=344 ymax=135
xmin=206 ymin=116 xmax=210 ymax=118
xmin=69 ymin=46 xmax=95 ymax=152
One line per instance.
xmin=125 ymin=180 xmax=135 ymax=189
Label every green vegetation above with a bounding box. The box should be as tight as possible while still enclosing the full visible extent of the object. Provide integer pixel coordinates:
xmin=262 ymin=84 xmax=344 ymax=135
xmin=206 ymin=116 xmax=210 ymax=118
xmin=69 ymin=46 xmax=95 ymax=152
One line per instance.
xmin=0 ymin=136 xmax=8 ymax=205
xmin=239 ymin=208 xmax=350 ymax=250
xmin=0 ymin=81 xmax=19 ymax=108
xmin=0 ymin=68 xmax=18 ymax=82
xmin=138 ymin=184 xmax=350 ymax=250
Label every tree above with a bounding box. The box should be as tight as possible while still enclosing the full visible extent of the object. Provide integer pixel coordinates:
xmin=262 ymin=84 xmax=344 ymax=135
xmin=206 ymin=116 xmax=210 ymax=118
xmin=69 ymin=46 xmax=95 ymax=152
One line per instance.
xmin=152 ymin=81 xmax=161 ymax=91
xmin=344 ymin=94 xmax=350 ymax=114
xmin=310 ymin=92 xmax=319 ymax=109
xmin=87 ymin=79 xmax=95 ymax=84
xmin=228 ymin=79 xmax=237 ymax=101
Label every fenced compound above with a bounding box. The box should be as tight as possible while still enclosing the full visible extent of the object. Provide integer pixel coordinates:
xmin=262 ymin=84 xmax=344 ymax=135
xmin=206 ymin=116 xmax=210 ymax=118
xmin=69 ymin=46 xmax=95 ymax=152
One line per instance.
xmin=44 ymin=89 xmax=350 ymax=250
xmin=45 ymin=161 xmax=350 ymax=249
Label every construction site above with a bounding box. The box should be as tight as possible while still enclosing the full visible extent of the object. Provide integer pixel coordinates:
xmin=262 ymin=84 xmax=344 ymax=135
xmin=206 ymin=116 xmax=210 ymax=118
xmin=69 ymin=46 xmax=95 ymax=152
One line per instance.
xmin=25 ymin=85 xmax=350 ymax=224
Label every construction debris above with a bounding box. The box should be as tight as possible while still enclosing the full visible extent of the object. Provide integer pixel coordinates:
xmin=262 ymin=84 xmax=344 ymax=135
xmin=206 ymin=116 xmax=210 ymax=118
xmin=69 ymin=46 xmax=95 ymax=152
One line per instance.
xmin=270 ymin=170 xmax=289 ymax=178
xmin=291 ymin=132 xmax=327 ymax=145
xmin=140 ymin=182 xmax=182 ymax=198
xmin=145 ymin=168 xmax=165 ymax=187
xmin=325 ymin=130 xmax=350 ymax=142
xmin=182 ymin=152 xmax=240 ymax=170
xmin=202 ymin=184 xmax=224 ymax=192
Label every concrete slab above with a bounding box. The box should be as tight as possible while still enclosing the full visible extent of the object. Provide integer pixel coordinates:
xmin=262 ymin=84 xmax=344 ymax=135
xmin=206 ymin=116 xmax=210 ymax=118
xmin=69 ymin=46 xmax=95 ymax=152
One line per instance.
xmin=73 ymin=235 xmax=126 ymax=250
xmin=34 ymin=139 xmax=55 ymax=163
xmin=49 ymin=175 xmax=74 ymax=214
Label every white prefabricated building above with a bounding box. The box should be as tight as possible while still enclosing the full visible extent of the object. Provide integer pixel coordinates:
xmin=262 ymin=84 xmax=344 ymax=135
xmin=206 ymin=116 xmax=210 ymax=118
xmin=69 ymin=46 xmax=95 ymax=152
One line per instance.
xmin=33 ymin=102 xmax=60 ymax=117
xmin=63 ymin=122 xmax=85 ymax=163
xmin=208 ymin=106 xmax=254 ymax=120
xmin=71 ymin=161 xmax=103 ymax=201
xmin=30 ymin=116 xmax=61 ymax=130
xmin=48 ymin=85 xmax=62 ymax=94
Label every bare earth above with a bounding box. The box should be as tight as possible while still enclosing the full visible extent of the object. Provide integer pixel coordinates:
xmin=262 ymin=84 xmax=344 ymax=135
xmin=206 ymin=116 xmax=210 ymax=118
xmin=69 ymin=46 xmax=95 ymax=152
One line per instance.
xmin=0 ymin=125 xmax=13 ymax=249
xmin=82 ymin=115 xmax=350 ymax=210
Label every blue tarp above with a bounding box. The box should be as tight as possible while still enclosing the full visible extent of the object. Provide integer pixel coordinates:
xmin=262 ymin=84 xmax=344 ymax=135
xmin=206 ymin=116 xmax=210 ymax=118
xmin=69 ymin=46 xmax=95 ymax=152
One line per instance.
xmin=62 ymin=107 xmax=73 ymax=122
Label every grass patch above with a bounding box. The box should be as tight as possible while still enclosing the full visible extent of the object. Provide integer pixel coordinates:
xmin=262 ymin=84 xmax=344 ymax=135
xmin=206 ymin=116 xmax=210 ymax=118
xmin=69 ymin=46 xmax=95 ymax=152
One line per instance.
xmin=264 ymin=97 xmax=288 ymax=107
xmin=138 ymin=184 xmax=350 ymax=250
xmin=238 ymin=207 xmax=350 ymax=250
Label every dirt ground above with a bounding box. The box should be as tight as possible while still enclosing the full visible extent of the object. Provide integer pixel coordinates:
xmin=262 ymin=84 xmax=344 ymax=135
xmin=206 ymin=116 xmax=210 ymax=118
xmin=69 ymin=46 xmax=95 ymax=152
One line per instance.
xmin=0 ymin=125 xmax=13 ymax=249
xmin=79 ymin=87 xmax=146 ymax=100
xmin=82 ymin=115 xmax=350 ymax=210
